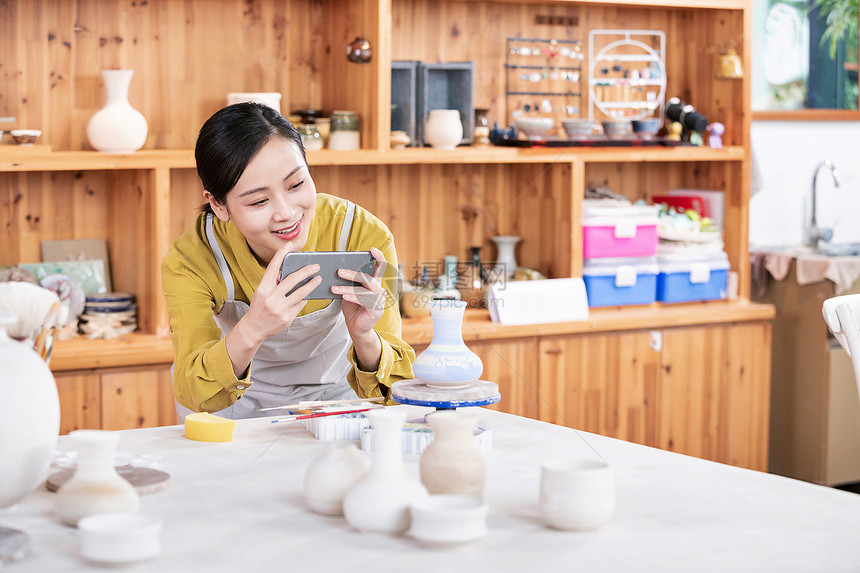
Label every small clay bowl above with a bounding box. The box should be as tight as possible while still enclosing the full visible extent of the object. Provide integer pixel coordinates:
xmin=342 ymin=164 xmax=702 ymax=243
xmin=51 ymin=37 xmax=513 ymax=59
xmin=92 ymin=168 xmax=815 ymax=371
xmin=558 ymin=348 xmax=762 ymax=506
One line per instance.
xmin=78 ymin=512 xmax=162 ymax=564
xmin=631 ymin=118 xmax=661 ymax=139
xmin=515 ymin=117 xmax=554 ymax=139
xmin=601 ymin=120 xmax=630 ymax=139
xmin=10 ymin=129 xmax=41 ymax=146
xmin=409 ymin=495 xmax=488 ymax=547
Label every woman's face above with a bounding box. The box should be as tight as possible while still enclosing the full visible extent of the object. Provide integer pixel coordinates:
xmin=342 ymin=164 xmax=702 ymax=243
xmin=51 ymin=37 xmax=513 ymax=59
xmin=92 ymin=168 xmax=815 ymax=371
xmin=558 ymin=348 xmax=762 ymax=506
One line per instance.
xmin=207 ymin=137 xmax=316 ymax=264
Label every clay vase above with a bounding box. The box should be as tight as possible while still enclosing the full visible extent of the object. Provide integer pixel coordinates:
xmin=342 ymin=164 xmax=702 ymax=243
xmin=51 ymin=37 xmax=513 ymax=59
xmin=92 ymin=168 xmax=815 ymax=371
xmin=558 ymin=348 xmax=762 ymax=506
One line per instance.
xmin=419 ymin=410 xmax=487 ymax=498
xmin=424 ymin=109 xmax=463 ymax=149
xmin=55 ymin=430 xmax=140 ymax=526
xmin=0 ymin=312 xmax=60 ymax=511
xmin=412 ymin=299 xmax=483 ymax=388
xmin=303 ymin=444 xmax=371 ymax=516
xmin=87 ymin=70 xmax=148 ymax=153
xmin=343 ymin=408 xmax=428 ymax=534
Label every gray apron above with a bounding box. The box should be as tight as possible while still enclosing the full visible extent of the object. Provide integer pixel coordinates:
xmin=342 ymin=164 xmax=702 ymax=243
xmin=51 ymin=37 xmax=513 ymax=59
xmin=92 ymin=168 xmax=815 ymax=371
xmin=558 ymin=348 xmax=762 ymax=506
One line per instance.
xmin=175 ymin=202 xmax=359 ymax=420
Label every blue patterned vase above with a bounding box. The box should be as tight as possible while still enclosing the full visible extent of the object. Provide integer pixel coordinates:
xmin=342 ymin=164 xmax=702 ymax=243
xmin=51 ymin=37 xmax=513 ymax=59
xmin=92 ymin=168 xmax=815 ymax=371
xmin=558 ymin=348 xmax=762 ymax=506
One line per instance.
xmin=413 ymin=299 xmax=483 ymax=388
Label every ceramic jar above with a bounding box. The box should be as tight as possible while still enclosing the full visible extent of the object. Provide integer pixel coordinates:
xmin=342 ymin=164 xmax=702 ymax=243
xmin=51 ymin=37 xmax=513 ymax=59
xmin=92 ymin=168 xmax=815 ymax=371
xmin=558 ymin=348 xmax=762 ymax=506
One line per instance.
xmin=55 ymin=430 xmax=140 ymax=526
xmin=303 ymin=444 xmax=371 ymax=516
xmin=412 ymin=299 xmax=483 ymax=388
xmin=87 ymin=70 xmax=148 ymax=153
xmin=343 ymin=408 xmax=428 ymax=534
xmin=492 ymin=235 xmax=522 ymax=280
xmin=298 ymin=124 xmax=323 ymax=151
xmin=0 ymin=312 xmax=60 ymax=511
xmin=420 ymin=410 xmax=486 ymax=498
xmin=474 ymin=108 xmax=491 ymax=146
xmin=328 ymin=111 xmax=360 ymax=151
xmin=424 ymin=109 xmax=463 ymax=149
xmin=540 ymin=459 xmax=615 ymax=531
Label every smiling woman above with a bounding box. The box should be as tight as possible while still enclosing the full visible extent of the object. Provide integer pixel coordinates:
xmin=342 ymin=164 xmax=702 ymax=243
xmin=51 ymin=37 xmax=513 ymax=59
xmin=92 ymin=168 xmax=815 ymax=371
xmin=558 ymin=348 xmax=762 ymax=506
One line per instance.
xmin=161 ymin=103 xmax=415 ymax=419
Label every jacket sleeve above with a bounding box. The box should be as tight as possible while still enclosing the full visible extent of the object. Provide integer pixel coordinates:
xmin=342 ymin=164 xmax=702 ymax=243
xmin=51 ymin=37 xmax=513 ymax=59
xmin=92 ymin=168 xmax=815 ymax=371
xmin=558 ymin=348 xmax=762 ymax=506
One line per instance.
xmin=346 ymin=237 xmax=415 ymax=404
xmin=162 ymin=255 xmax=250 ymax=413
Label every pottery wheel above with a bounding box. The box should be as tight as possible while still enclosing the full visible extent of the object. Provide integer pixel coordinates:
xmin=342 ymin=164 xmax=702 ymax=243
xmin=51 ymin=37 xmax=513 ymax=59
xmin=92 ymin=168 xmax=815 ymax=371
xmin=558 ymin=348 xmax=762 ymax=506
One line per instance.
xmin=46 ymin=466 xmax=171 ymax=495
xmin=391 ymin=379 xmax=501 ymax=409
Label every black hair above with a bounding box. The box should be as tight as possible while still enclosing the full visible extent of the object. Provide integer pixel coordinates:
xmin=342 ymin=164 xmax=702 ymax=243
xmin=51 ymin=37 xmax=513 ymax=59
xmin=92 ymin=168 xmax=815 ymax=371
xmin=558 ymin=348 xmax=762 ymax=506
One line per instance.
xmin=195 ymin=102 xmax=306 ymax=214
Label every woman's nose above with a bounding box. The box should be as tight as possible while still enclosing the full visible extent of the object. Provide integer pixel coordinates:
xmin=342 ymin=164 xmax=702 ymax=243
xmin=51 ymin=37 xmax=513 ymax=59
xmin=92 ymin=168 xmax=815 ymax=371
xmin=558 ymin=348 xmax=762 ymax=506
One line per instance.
xmin=270 ymin=193 xmax=296 ymax=220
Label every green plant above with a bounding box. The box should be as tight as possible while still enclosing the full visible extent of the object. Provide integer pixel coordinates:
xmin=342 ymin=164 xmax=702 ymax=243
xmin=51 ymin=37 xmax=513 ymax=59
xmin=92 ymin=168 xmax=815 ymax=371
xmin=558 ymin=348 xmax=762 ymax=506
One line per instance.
xmin=813 ymin=0 xmax=859 ymax=59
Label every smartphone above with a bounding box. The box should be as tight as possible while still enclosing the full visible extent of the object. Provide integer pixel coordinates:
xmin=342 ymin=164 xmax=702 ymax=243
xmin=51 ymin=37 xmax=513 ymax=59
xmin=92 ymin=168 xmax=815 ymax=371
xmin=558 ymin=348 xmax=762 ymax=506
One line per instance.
xmin=280 ymin=251 xmax=375 ymax=300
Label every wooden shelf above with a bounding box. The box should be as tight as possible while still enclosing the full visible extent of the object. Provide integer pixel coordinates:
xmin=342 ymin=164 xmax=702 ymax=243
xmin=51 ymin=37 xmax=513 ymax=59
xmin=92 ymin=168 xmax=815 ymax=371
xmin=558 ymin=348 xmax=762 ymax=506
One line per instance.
xmin=49 ymin=299 xmax=774 ymax=371
xmin=0 ymin=145 xmax=744 ymax=172
xmin=50 ymin=333 xmax=174 ymax=372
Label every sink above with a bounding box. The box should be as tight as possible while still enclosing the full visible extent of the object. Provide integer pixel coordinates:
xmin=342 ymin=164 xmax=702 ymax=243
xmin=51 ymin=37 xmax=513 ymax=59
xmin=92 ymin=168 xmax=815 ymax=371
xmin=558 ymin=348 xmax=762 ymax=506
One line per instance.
xmin=753 ymin=244 xmax=860 ymax=257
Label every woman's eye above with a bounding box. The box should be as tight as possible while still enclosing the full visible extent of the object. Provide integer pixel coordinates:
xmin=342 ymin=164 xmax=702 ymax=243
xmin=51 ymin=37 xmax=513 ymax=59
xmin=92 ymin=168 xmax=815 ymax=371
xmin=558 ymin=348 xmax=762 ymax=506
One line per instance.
xmin=249 ymin=198 xmax=268 ymax=207
xmin=289 ymin=180 xmax=304 ymax=191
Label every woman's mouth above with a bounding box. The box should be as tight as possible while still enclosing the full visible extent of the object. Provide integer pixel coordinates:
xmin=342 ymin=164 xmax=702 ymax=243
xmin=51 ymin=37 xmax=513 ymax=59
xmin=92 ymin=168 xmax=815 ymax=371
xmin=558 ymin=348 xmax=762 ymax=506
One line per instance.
xmin=273 ymin=219 xmax=301 ymax=240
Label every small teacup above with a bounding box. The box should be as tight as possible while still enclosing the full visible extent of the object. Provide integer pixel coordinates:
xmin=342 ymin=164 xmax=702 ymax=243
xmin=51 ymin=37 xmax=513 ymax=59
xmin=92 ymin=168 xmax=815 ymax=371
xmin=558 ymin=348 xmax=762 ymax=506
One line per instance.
xmin=540 ymin=459 xmax=614 ymax=531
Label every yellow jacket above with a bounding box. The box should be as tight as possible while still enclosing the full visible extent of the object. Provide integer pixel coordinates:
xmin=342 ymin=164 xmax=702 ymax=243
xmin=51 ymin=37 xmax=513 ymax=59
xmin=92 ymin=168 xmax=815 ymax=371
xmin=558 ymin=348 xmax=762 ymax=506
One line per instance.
xmin=162 ymin=193 xmax=415 ymax=412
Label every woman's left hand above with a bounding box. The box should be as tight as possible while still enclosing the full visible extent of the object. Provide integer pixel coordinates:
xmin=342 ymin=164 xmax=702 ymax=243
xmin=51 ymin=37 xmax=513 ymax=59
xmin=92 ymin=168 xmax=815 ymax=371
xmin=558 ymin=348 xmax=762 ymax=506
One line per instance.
xmin=336 ymin=247 xmax=389 ymax=338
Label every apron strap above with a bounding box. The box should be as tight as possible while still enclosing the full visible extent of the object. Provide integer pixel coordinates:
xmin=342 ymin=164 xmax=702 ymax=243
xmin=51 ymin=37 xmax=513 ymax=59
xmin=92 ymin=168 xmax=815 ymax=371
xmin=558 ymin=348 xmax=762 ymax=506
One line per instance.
xmin=338 ymin=201 xmax=356 ymax=251
xmin=205 ymin=212 xmax=236 ymax=300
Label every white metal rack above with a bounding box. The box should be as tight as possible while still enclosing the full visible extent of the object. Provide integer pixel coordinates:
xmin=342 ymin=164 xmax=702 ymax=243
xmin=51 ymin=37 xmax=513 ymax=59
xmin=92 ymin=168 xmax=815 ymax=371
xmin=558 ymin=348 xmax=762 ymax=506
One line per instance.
xmin=588 ymin=29 xmax=667 ymax=122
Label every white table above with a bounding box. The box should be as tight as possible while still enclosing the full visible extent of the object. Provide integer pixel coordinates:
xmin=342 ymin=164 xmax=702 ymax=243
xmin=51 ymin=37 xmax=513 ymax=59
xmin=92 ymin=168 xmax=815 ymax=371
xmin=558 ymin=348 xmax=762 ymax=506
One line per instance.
xmin=3 ymin=406 xmax=860 ymax=572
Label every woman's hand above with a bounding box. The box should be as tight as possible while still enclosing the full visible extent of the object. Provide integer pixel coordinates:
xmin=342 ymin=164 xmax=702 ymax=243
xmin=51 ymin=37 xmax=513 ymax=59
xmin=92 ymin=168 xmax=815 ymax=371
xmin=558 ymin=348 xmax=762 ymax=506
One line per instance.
xmin=335 ymin=247 xmax=388 ymax=370
xmin=233 ymin=242 xmax=321 ymax=347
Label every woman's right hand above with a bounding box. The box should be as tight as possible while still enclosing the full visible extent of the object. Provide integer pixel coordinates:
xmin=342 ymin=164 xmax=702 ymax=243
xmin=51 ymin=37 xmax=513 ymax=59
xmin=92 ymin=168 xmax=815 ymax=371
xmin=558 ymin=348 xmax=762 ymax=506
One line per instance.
xmin=243 ymin=241 xmax=321 ymax=343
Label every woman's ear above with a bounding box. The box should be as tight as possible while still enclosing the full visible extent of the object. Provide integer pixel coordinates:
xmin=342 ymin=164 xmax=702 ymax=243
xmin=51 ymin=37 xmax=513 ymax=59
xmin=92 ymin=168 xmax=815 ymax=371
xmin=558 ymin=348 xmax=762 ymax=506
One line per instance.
xmin=204 ymin=191 xmax=230 ymax=222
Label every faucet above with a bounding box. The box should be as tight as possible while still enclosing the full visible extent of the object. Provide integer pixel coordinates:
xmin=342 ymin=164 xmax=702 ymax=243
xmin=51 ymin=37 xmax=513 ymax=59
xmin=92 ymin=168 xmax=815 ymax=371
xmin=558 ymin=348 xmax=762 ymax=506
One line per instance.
xmin=809 ymin=159 xmax=841 ymax=245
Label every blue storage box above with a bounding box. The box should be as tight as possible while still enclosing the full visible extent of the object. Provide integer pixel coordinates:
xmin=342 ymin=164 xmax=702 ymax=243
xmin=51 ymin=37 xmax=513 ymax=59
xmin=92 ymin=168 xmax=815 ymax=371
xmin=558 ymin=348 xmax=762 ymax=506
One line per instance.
xmin=656 ymin=250 xmax=729 ymax=303
xmin=582 ymin=257 xmax=658 ymax=307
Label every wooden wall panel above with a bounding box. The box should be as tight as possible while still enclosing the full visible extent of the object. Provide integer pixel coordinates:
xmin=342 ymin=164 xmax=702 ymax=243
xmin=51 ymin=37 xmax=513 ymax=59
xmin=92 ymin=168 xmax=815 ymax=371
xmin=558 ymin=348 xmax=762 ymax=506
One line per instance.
xmin=537 ymin=331 xmax=660 ymax=445
xmin=101 ymin=365 xmax=177 ymax=431
xmin=55 ymin=371 xmax=102 ymax=435
xmin=0 ymin=171 xmax=112 ymax=264
xmin=314 ymin=161 xmax=572 ymax=282
xmin=0 ymin=0 xmax=380 ymax=151
xmin=659 ymin=323 xmax=771 ymax=471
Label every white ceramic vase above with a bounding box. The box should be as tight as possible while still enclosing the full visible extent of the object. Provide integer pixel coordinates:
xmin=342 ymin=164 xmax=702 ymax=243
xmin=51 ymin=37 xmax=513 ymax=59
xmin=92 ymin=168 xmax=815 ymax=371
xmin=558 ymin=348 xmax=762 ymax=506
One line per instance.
xmin=424 ymin=109 xmax=463 ymax=149
xmin=492 ymin=235 xmax=522 ymax=280
xmin=55 ymin=430 xmax=140 ymax=526
xmin=412 ymin=299 xmax=483 ymax=388
xmin=87 ymin=70 xmax=148 ymax=153
xmin=0 ymin=312 xmax=60 ymax=510
xmin=419 ymin=410 xmax=487 ymax=498
xmin=304 ymin=444 xmax=371 ymax=516
xmin=343 ymin=408 xmax=428 ymax=534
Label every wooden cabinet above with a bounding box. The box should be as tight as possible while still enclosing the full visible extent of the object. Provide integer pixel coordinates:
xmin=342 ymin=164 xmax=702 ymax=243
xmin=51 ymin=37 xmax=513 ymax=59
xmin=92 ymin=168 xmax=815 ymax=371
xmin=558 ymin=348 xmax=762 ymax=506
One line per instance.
xmin=1 ymin=0 xmax=773 ymax=468
xmin=537 ymin=323 xmax=772 ymax=471
xmin=54 ymin=365 xmax=176 ymax=435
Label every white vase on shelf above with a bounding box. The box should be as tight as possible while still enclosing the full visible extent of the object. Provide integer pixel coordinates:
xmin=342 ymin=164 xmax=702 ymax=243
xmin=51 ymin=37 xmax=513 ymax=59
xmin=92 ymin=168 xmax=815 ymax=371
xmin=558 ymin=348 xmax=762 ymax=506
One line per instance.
xmin=492 ymin=235 xmax=521 ymax=280
xmin=424 ymin=109 xmax=463 ymax=149
xmin=87 ymin=70 xmax=148 ymax=153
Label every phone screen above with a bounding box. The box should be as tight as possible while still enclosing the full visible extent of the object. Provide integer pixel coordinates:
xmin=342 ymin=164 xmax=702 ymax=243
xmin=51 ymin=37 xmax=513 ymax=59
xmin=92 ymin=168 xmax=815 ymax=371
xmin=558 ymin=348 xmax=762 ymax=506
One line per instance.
xmin=280 ymin=251 xmax=375 ymax=300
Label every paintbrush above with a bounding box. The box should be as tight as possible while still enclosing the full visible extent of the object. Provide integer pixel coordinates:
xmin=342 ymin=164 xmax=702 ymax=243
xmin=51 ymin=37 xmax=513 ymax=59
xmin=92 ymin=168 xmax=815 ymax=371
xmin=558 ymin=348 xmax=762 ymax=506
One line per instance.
xmin=269 ymin=406 xmax=380 ymax=424
xmin=258 ymin=396 xmax=384 ymax=412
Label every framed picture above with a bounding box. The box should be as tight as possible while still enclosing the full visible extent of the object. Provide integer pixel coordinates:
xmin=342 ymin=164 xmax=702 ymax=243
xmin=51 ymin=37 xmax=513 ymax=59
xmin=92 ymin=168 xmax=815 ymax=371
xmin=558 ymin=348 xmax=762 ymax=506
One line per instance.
xmin=752 ymin=0 xmax=859 ymax=118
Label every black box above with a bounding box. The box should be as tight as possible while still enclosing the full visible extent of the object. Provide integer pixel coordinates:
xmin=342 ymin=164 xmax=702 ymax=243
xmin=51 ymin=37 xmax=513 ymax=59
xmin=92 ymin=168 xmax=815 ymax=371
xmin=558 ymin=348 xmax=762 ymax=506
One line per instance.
xmin=417 ymin=61 xmax=475 ymax=146
xmin=391 ymin=60 xmax=419 ymax=147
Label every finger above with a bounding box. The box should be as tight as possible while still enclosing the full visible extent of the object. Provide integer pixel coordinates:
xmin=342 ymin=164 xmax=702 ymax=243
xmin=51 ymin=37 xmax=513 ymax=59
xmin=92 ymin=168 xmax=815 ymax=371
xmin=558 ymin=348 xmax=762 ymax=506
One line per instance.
xmin=266 ymin=241 xmax=296 ymax=286
xmin=285 ymin=274 xmax=322 ymax=302
xmin=370 ymin=247 xmax=387 ymax=280
xmin=276 ymin=264 xmax=321 ymax=297
xmin=340 ymin=287 xmax=385 ymax=312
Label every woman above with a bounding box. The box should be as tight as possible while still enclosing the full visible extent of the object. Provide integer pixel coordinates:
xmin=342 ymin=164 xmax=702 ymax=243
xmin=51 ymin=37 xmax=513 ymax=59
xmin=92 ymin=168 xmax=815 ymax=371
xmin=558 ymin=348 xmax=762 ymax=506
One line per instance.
xmin=162 ymin=103 xmax=414 ymax=418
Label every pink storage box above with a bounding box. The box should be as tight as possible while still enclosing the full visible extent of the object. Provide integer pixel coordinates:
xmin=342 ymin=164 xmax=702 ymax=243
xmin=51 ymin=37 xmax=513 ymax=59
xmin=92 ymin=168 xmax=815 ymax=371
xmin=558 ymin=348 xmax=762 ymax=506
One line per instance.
xmin=582 ymin=203 xmax=659 ymax=259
